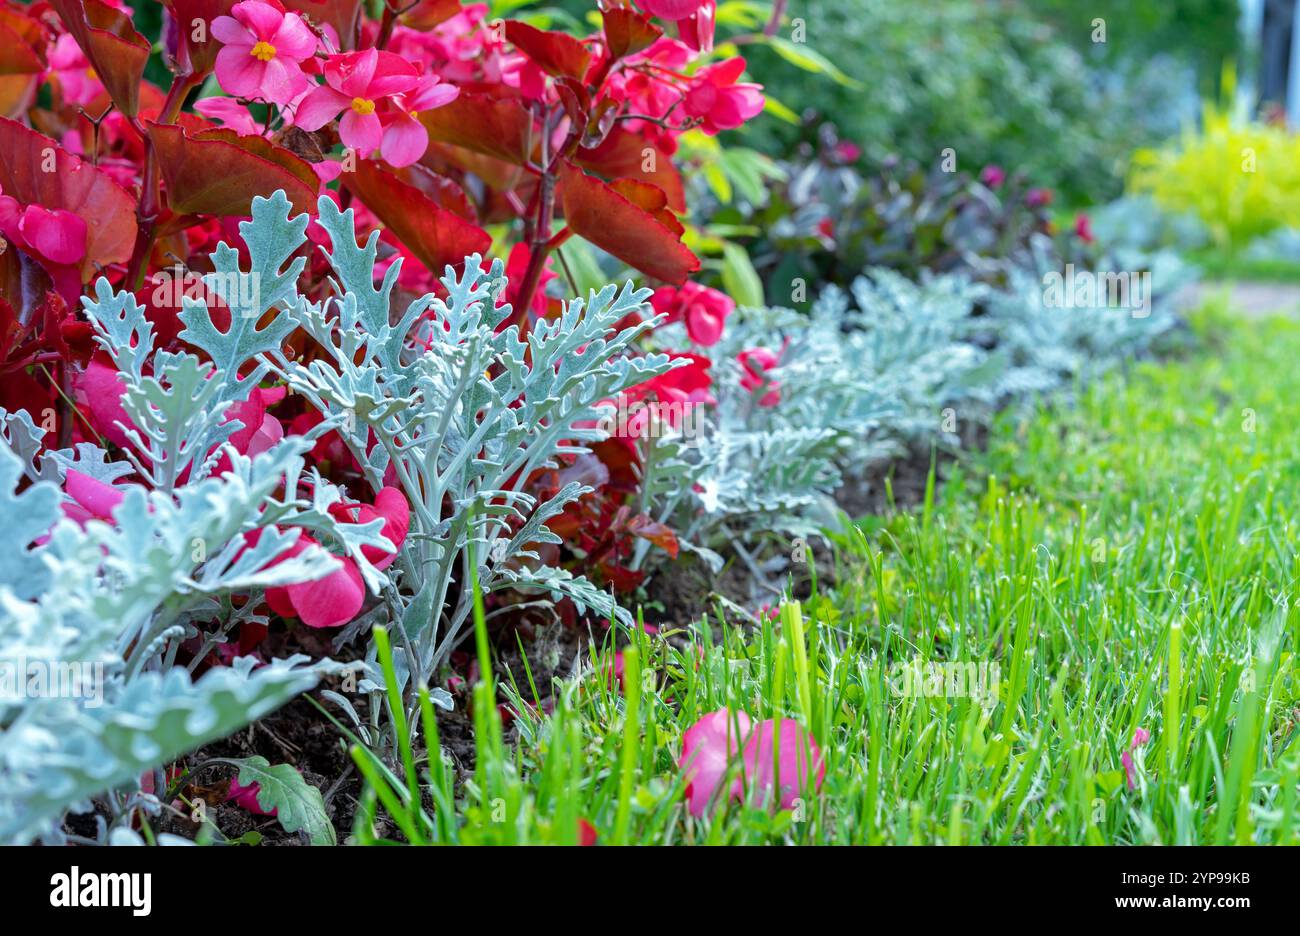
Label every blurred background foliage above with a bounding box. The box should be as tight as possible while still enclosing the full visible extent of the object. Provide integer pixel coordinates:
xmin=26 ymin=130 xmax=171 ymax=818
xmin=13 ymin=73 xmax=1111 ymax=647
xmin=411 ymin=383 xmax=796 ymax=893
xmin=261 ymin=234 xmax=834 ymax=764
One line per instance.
xmin=740 ymin=0 xmax=1240 ymax=206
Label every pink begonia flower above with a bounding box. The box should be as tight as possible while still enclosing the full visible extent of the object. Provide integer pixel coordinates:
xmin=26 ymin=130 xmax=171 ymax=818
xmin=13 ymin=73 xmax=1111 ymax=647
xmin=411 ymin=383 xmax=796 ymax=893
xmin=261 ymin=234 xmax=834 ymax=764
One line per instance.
xmin=638 ymin=0 xmax=706 ymax=18
xmin=77 ymin=355 xmax=134 ymax=449
xmin=212 ymin=0 xmax=318 ymax=106
xmin=326 ymin=487 xmax=411 ymax=572
xmin=737 ymin=346 xmax=781 ymax=407
xmin=295 ymin=49 xmax=420 ymax=159
xmin=674 ymin=0 xmax=716 ymax=53
xmin=63 ymin=469 xmax=126 ymax=525
xmin=1026 ymin=187 xmax=1054 ymax=209
xmin=650 ymin=282 xmax=734 ymax=346
xmin=263 ymin=534 xmax=366 ymax=628
xmin=604 ymin=39 xmax=693 ymax=152
xmin=831 ymin=140 xmax=862 ymax=163
xmin=0 ymin=192 xmax=88 ymax=278
xmin=381 ymin=74 xmax=460 ymax=168
xmin=680 ymin=708 xmax=753 ymax=817
xmin=979 ymin=164 xmax=1006 ymax=189
xmin=682 ymin=57 xmax=764 ymax=135
xmin=227 ymin=776 xmax=276 ymax=816
xmin=312 ymin=159 xmax=343 ymax=185
xmin=48 ymin=33 xmax=104 ymax=107
xmin=16 ymin=204 xmax=88 ymax=267
xmin=739 ymin=718 xmax=825 ymax=811
xmin=212 ymin=386 xmax=287 ymax=474
xmin=193 ymin=95 xmax=264 ymax=136
xmin=600 ymin=351 xmax=715 ymax=451
xmin=262 ymin=487 xmax=409 ymax=627
xmin=1074 ymin=213 xmax=1095 ymax=244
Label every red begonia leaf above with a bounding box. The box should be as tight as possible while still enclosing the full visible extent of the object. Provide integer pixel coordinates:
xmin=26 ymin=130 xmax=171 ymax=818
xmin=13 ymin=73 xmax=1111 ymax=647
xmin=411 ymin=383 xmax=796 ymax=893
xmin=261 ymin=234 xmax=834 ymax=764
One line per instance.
xmin=343 ymin=158 xmax=491 ymax=273
xmin=50 ymin=0 xmax=150 ymax=117
xmin=0 ymin=9 xmax=44 ymax=76
xmin=160 ymin=0 xmax=238 ymax=75
xmin=0 ymin=8 xmax=44 ymax=116
xmin=575 ymin=128 xmax=685 ymax=212
xmin=418 ymin=91 xmax=536 ymax=165
xmin=609 ymin=177 xmax=684 ymax=236
xmin=602 ymin=7 xmax=661 ymax=60
xmin=399 ymin=0 xmax=463 ymax=30
xmin=557 ymin=160 xmax=697 ymax=284
xmin=386 ymin=163 xmax=479 ymax=223
xmin=0 ymin=118 xmax=136 ymax=277
xmin=282 ymin=0 xmax=364 ymax=44
xmin=504 ymin=20 xmax=591 ymax=81
xmin=148 ymin=122 xmax=319 ymax=217
xmin=626 ymin=513 xmax=679 ymax=558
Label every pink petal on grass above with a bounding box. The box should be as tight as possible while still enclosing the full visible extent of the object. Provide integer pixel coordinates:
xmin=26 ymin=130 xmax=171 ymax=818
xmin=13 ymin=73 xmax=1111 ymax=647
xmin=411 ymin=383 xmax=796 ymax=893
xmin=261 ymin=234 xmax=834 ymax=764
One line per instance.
xmin=739 ymin=718 xmax=825 ymax=811
xmin=680 ymin=708 xmax=753 ymax=817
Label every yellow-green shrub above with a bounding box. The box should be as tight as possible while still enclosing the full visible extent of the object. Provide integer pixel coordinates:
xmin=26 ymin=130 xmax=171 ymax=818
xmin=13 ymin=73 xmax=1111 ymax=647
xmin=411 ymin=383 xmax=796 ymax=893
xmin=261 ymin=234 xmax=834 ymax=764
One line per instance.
xmin=1130 ymin=103 xmax=1300 ymax=250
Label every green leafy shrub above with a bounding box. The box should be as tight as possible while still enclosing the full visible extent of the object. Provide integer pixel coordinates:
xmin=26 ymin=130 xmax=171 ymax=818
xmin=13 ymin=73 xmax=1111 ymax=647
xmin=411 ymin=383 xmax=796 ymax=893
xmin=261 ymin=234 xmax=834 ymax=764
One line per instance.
xmin=746 ymin=0 xmax=1196 ymax=203
xmin=1130 ymin=102 xmax=1300 ymax=249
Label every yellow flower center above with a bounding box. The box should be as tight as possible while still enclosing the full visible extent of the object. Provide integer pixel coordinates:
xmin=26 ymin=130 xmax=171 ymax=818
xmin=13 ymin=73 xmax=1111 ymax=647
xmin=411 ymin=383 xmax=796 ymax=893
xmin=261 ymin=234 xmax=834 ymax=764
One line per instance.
xmin=351 ymin=97 xmax=376 ymax=115
xmin=85 ymin=66 xmax=97 ymax=80
xmin=249 ymin=40 xmax=277 ymax=62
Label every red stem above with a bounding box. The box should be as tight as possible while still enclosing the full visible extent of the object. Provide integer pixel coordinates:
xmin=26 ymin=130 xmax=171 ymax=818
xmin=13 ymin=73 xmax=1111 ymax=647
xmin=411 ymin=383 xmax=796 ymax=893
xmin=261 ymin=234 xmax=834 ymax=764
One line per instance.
xmin=126 ymin=71 xmax=203 ymax=291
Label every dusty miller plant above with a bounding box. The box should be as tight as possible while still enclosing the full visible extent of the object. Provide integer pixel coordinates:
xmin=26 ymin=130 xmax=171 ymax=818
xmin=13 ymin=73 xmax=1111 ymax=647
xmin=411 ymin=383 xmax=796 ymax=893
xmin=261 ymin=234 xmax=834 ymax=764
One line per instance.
xmin=1 ymin=185 xmax=675 ymax=837
xmin=0 ymin=416 xmax=355 ymax=844
xmin=234 ymin=193 xmax=676 ymax=732
xmin=634 ymin=255 xmax=1186 ymax=592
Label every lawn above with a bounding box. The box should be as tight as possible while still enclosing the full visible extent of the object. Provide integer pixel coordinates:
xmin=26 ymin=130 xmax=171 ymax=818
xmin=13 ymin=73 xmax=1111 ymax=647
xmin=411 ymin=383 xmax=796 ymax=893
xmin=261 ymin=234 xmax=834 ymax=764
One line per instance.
xmin=361 ymin=301 xmax=1299 ymax=845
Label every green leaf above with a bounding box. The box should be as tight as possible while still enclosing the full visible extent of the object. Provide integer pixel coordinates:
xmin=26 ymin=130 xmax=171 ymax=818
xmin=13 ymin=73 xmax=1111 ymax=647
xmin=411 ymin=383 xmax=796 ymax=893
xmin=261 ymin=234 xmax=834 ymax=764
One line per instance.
xmin=718 ymin=148 xmax=785 ymax=206
xmin=764 ymin=36 xmax=863 ymax=89
xmin=721 ymin=241 xmax=765 ymax=308
xmin=704 ymin=162 xmax=732 ymax=204
xmin=554 ymin=237 xmax=610 ymax=296
xmin=763 ymin=95 xmax=801 ymax=125
xmin=223 ymin=755 xmax=336 ymax=845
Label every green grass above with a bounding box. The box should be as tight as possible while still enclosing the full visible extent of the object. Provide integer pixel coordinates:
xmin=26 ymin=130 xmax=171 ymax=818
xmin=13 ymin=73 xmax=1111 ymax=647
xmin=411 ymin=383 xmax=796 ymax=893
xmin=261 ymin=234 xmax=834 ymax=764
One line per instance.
xmin=355 ymin=301 xmax=1300 ymax=845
